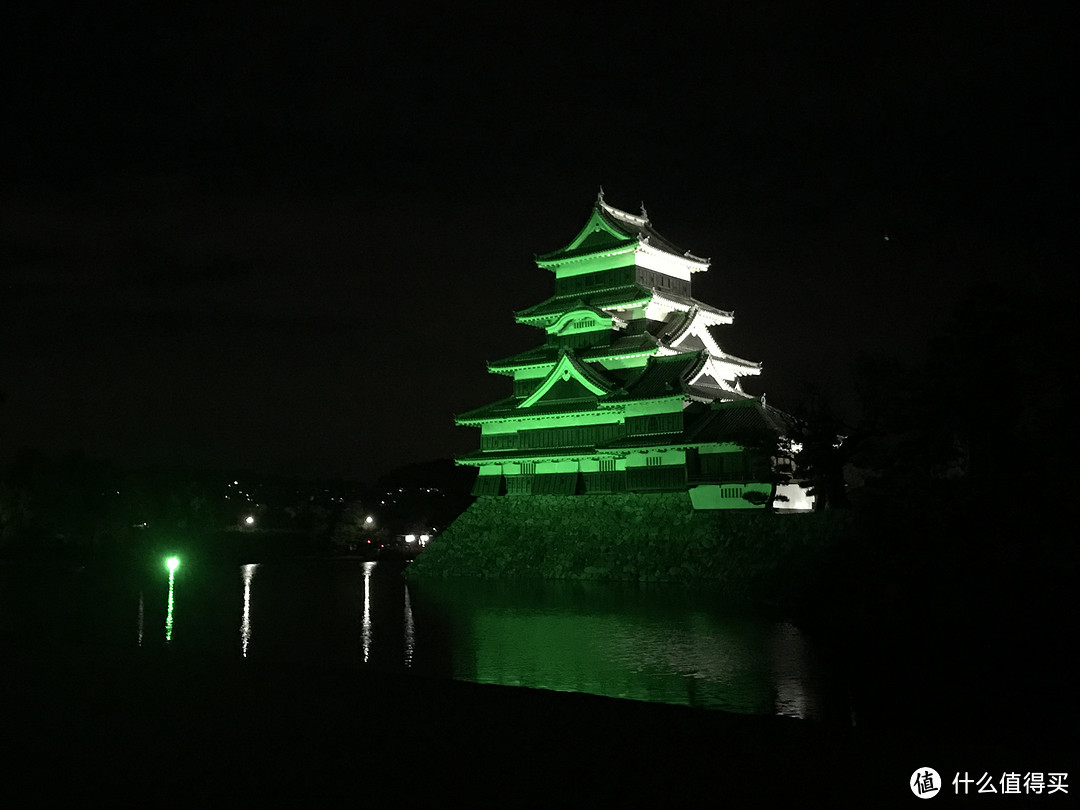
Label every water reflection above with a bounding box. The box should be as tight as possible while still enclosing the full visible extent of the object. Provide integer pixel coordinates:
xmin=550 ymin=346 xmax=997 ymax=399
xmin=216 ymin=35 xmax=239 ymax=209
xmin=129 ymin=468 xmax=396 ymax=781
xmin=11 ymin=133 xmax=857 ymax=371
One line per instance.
xmin=164 ymin=567 xmax=176 ymax=643
xmin=361 ymin=561 xmax=374 ymax=663
xmin=240 ymin=564 xmax=258 ymax=657
xmin=217 ymin=560 xmax=827 ymax=717
xmin=447 ymin=597 xmax=778 ymax=714
xmin=769 ymin=622 xmax=817 ymax=719
xmin=0 ymin=559 xmax=839 ymax=721
xmin=408 ymin=576 xmax=837 ymax=720
xmin=403 ymin=585 xmax=414 ymax=668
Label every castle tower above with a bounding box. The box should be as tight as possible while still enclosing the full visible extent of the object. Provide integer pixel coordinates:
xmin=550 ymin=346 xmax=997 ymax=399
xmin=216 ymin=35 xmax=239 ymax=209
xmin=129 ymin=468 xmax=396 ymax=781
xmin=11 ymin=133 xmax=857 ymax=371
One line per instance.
xmin=456 ymin=193 xmax=807 ymax=510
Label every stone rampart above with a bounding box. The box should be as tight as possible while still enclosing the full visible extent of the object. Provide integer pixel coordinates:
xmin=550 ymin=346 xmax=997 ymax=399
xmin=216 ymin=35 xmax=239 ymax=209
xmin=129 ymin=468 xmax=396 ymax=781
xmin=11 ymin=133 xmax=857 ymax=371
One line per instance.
xmin=405 ymin=494 xmax=852 ymax=602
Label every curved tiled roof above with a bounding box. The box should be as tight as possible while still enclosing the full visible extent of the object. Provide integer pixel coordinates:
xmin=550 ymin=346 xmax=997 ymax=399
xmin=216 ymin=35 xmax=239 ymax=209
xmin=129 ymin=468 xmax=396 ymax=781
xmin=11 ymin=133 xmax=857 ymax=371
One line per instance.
xmin=579 ymin=332 xmax=659 ymax=360
xmin=515 ymin=285 xmax=653 ymax=322
xmin=595 ymin=352 xmax=706 ymax=401
xmin=596 ymin=197 xmax=703 ymax=260
xmin=649 ymin=290 xmax=733 ymax=320
xmin=489 ymin=333 xmax=662 ymax=373
xmin=488 ymin=344 xmax=560 ymax=371
xmin=535 ymin=196 xmax=707 ymax=264
xmin=455 ymin=396 xmax=604 ymax=423
xmin=682 ymin=399 xmax=789 ymax=443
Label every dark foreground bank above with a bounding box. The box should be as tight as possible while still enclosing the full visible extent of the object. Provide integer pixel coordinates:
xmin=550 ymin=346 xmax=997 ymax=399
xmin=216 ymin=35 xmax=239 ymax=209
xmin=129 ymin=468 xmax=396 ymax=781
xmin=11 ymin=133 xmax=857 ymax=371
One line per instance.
xmin=2 ymin=648 xmax=1066 ymax=808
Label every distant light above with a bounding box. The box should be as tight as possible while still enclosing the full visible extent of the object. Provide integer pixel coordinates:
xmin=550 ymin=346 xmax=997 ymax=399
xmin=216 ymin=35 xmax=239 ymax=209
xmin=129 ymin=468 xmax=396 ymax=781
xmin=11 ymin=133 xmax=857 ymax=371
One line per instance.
xmin=244 ymin=515 xmax=255 ymax=526
xmin=419 ymin=534 xmax=430 ymax=546
xmin=166 ymin=556 xmax=180 ymax=572
xmin=405 ymin=534 xmax=416 ymax=543
xmin=365 ymin=515 xmax=374 ymax=524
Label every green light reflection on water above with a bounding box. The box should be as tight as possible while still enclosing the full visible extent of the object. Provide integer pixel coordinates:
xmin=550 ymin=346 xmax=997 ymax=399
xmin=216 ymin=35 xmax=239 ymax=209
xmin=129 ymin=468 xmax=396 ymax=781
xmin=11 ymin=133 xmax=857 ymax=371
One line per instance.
xmin=163 ymin=556 xmax=181 ymax=643
xmin=413 ymin=576 xmax=824 ymax=718
xmin=466 ymin=610 xmax=775 ymax=713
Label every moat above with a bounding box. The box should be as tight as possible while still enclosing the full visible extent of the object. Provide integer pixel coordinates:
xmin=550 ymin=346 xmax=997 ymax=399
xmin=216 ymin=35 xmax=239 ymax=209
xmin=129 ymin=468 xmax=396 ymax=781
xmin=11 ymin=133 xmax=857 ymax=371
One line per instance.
xmin=0 ymin=555 xmax=848 ymax=721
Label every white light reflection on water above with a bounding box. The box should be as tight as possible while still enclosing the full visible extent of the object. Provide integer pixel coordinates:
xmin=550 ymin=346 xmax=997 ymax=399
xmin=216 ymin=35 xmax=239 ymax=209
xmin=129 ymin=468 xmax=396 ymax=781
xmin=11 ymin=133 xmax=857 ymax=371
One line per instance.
xmin=137 ymin=592 xmax=144 ymax=647
xmin=164 ymin=569 xmax=176 ymax=642
xmin=361 ymin=561 xmax=375 ymax=663
xmin=240 ymin=564 xmax=258 ymax=658
xmin=769 ymin=622 xmax=818 ymax=720
xmin=403 ymin=583 xmax=414 ymax=668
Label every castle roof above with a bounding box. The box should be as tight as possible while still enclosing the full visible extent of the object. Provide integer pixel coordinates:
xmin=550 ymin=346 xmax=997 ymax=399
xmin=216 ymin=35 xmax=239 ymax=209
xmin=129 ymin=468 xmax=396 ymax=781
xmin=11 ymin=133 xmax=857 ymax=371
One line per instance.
xmin=515 ymin=284 xmax=736 ymax=329
xmin=534 ymin=194 xmax=709 ymax=272
xmin=581 ymin=333 xmax=661 ymax=361
xmin=682 ymin=399 xmax=793 ymax=444
xmin=515 ymin=285 xmax=653 ymax=323
xmin=487 ymin=344 xmax=561 ymax=372
xmin=488 ymin=333 xmax=661 ymax=374
xmin=458 ymin=398 xmax=792 ymax=459
xmin=455 ymin=395 xmax=603 ymax=424
xmin=456 ymin=447 xmax=601 ymax=463
xmin=648 ymin=292 xmax=734 ymax=323
xmin=617 ymin=352 xmax=707 ymax=400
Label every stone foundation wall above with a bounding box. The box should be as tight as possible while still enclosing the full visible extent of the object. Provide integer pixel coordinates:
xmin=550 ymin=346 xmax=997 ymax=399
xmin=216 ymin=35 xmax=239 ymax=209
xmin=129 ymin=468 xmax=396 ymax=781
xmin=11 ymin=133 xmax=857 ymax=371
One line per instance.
xmin=405 ymin=494 xmax=853 ymax=602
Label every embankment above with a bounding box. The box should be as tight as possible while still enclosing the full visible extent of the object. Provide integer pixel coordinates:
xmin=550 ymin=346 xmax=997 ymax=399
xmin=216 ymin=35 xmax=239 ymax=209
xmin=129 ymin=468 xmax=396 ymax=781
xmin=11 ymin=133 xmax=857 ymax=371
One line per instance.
xmin=405 ymin=493 xmax=853 ymax=605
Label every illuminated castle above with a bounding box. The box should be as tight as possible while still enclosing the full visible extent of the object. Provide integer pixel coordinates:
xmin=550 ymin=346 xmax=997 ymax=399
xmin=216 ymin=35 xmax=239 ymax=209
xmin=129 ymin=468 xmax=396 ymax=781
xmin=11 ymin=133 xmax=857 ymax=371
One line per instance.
xmin=456 ymin=193 xmax=811 ymax=510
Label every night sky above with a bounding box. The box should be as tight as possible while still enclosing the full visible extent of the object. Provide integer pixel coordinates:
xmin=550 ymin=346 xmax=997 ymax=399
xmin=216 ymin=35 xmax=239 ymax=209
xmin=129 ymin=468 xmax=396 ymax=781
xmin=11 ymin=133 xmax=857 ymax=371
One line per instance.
xmin=2 ymin=3 xmax=1071 ymax=481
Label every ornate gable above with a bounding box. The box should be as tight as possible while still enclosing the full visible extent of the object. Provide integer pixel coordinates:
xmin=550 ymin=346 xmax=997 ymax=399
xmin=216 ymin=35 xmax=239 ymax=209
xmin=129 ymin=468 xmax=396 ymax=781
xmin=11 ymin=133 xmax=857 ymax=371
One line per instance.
xmin=518 ymin=352 xmax=614 ymax=408
xmin=559 ymin=205 xmax=636 ymax=255
xmin=547 ymin=307 xmax=620 ymax=336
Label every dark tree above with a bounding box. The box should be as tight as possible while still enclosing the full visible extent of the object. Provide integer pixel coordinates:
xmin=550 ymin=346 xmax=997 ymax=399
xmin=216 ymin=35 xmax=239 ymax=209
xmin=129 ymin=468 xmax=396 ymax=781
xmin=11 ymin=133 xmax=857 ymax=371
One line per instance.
xmin=790 ymin=392 xmax=850 ymax=511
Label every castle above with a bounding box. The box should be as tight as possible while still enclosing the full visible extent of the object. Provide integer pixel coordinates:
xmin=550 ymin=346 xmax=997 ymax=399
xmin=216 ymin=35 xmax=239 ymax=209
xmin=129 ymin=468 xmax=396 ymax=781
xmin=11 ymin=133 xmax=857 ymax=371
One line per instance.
xmin=455 ymin=193 xmax=812 ymax=511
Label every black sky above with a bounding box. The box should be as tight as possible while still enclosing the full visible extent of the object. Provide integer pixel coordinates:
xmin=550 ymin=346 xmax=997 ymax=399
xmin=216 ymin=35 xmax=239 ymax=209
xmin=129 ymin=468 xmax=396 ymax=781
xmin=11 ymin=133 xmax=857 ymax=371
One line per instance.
xmin=1 ymin=2 xmax=1072 ymax=480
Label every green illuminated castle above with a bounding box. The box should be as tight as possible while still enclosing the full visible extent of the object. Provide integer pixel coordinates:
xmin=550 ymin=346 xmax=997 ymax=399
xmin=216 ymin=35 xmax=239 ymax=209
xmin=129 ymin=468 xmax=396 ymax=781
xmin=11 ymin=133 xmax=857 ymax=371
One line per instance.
xmin=456 ymin=193 xmax=811 ymax=511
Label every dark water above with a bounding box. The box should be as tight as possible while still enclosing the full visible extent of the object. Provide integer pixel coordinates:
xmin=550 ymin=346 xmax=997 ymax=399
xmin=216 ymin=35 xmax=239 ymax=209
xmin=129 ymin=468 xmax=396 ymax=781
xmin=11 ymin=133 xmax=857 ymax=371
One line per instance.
xmin=0 ymin=556 xmax=850 ymax=722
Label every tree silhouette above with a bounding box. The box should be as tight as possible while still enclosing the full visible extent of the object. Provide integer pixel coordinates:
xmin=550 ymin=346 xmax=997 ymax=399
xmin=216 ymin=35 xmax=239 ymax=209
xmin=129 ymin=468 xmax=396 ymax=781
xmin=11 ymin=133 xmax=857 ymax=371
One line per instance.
xmin=789 ymin=391 xmax=849 ymax=511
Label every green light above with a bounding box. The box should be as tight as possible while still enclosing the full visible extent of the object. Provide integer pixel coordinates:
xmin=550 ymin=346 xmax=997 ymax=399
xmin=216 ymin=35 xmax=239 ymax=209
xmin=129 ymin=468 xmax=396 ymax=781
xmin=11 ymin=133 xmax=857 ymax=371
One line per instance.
xmin=166 ymin=556 xmax=180 ymax=572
